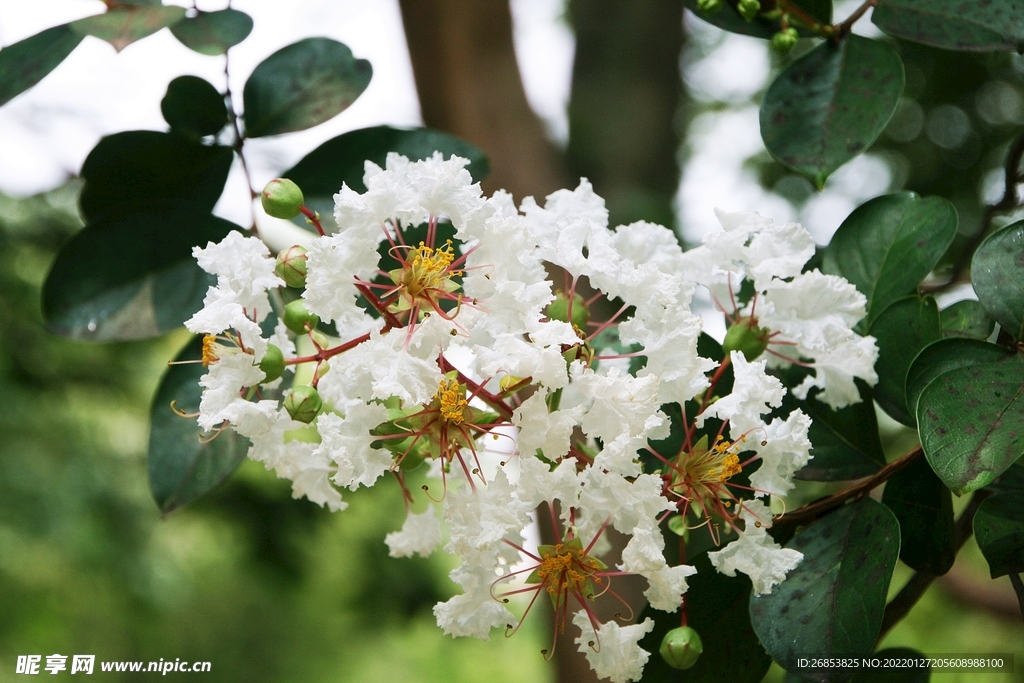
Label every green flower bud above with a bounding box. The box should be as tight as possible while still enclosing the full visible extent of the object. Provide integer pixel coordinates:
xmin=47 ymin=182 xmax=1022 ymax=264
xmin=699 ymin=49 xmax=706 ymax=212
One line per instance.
xmin=261 ymin=178 xmax=305 ymax=219
xmin=660 ymin=626 xmax=703 ymax=670
xmin=738 ymin=0 xmax=761 ymax=22
xmin=314 ymin=359 xmax=330 ymax=383
xmin=696 ymin=0 xmax=723 ymax=13
xmin=259 ymin=344 xmax=285 ymax=383
xmin=283 ymin=299 xmax=320 ymax=334
xmin=284 ymin=385 xmax=322 ymax=424
xmin=771 ymin=27 xmax=799 ymax=54
xmin=547 ymin=291 xmax=589 ymax=329
xmin=275 ymin=245 xmax=308 ymax=288
xmin=722 ymin=316 xmax=770 ymax=361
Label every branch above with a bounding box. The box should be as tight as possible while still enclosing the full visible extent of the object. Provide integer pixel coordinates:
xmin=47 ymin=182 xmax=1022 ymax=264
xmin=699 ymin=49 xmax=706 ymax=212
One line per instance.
xmin=832 ymin=0 xmax=879 ymax=39
xmin=774 ymin=446 xmax=923 ymax=527
xmin=876 ymin=490 xmax=989 ymax=641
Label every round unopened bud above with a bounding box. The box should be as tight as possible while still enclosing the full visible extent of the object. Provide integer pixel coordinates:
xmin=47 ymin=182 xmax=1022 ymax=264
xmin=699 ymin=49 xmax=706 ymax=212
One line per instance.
xmin=275 ymin=245 xmax=308 ymax=288
xmin=771 ymin=27 xmax=799 ymax=54
xmin=261 ymin=178 xmax=305 ymax=219
xmin=722 ymin=316 xmax=770 ymax=361
xmin=259 ymin=344 xmax=285 ymax=383
xmin=283 ymin=299 xmax=320 ymax=334
xmin=660 ymin=626 xmax=703 ymax=670
xmin=547 ymin=291 xmax=589 ymax=329
xmin=738 ymin=0 xmax=761 ymax=21
xmin=696 ymin=0 xmax=723 ymax=13
xmin=285 ymin=385 xmax=322 ymax=423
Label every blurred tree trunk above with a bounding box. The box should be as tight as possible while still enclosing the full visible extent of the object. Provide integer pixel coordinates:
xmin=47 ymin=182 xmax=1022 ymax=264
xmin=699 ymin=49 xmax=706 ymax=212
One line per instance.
xmin=398 ymin=0 xmax=566 ymax=199
xmin=568 ymin=0 xmax=685 ymax=230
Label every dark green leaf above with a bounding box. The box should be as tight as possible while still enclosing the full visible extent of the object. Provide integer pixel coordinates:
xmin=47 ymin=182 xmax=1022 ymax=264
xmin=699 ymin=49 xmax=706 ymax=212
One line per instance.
xmin=682 ymin=0 xmax=832 ymax=39
xmin=242 ymin=38 xmax=371 ymax=138
xmin=639 ymin=552 xmax=770 ymax=683
xmin=821 ymin=192 xmax=958 ymax=326
xmin=161 ymin=75 xmax=227 ymax=138
xmin=79 ymin=130 xmax=233 ymax=222
xmin=872 ymin=0 xmax=1024 ymax=52
xmin=0 ymin=24 xmax=84 ymax=108
xmin=974 ymin=492 xmax=1024 ymax=577
xmin=919 ymin=361 xmax=1024 ymax=495
xmin=70 ymin=5 xmax=186 ymax=52
xmin=941 ymin=299 xmax=996 ymax=340
xmin=760 ymin=35 xmax=904 ymax=187
xmin=42 ymin=205 xmax=237 ymax=341
xmin=988 ymin=462 xmax=1024 ymax=494
xmin=972 ymin=220 xmax=1024 ymax=341
xmin=869 ymin=295 xmax=941 ymax=426
xmin=149 ymin=336 xmax=250 ymax=513
xmin=750 ymin=499 xmax=901 ymax=683
xmin=791 ymin=381 xmax=886 ymax=481
xmin=169 ymin=9 xmax=253 ymax=56
xmin=905 ymin=338 xmax=1011 ymax=419
xmin=882 ymin=455 xmax=955 ymax=574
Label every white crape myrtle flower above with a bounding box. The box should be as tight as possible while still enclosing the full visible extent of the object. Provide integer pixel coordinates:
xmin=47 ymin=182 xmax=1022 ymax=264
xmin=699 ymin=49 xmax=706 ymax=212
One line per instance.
xmin=573 ymin=611 xmax=655 ymax=683
xmin=196 ymin=352 xmax=277 ymax=437
xmin=314 ymin=406 xmax=393 ymax=491
xmin=512 ymin=394 xmax=585 ymax=466
xmin=386 ymin=505 xmax=442 ymax=558
xmin=708 ymin=500 xmax=803 ymax=595
xmin=747 ymin=410 xmax=814 ymax=498
xmin=697 ymin=351 xmax=785 ymax=434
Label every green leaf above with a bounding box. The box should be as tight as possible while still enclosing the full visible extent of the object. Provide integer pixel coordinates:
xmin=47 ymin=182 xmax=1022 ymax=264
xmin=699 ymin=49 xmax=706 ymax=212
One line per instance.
xmin=988 ymin=462 xmax=1024 ymax=494
xmin=70 ymin=5 xmax=186 ymax=52
xmin=760 ymin=35 xmax=904 ymax=187
xmin=882 ymin=455 xmax=955 ymax=574
xmin=749 ymin=499 xmax=901 ymax=683
xmin=169 ymin=9 xmax=254 ymax=56
xmin=973 ymin=492 xmax=1024 ymax=578
xmin=161 ymin=75 xmax=227 ymax=138
xmin=149 ymin=336 xmax=250 ymax=513
xmin=919 ymin=361 xmax=1024 ymax=495
xmin=42 ymin=205 xmax=237 ymax=341
xmin=821 ymin=192 xmax=958 ymax=327
xmin=872 ymin=0 xmax=1024 ymax=52
xmin=941 ymin=299 xmax=996 ymax=340
xmin=905 ymin=338 xmax=1011 ymax=419
xmin=790 ymin=381 xmax=886 ymax=481
xmin=79 ymin=130 xmax=233 ymax=223
xmin=0 ymin=24 xmax=84 ymax=108
xmin=639 ymin=552 xmax=770 ymax=683
xmin=869 ymin=295 xmax=941 ymax=426
xmin=972 ymin=220 xmax=1024 ymax=341
xmin=242 ymin=38 xmax=372 ymax=138
xmin=682 ymin=0 xmax=832 ymax=39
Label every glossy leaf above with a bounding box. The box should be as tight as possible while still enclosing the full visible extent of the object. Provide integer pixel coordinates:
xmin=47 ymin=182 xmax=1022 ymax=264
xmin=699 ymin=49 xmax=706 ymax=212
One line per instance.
xmin=873 ymin=0 xmax=1024 ymax=52
xmin=149 ymin=336 xmax=250 ymax=513
xmin=70 ymin=5 xmax=186 ymax=52
xmin=941 ymin=299 xmax=996 ymax=340
xmin=750 ymin=499 xmax=900 ymax=683
xmin=682 ymin=0 xmax=832 ymax=39
xmin=760 ymin=35 xmax=904 ymax=187
xmin=170 ymin=9 xmax=254 ymax=56
xmin=822 ymin=192 xmax=958 ymax=326
xmin=791 ymin=382 xmax=886 ymax=481
xmin=905 ymin=338 xmax=1011 ymax=419
xmin=882 ymin=455 xmax=955 ymax=574
xmin=974 ymin=492 xmax=1024 ymax=578
xmin=869 ymin=295 xmax=941 ymax=426
xmin=161 ymin=75 xmax=227 ymax=138
xmin=79 ymin=130 xmax=233 ymax=222
xmin=42 ymin=205 xmax=236 ymax=341
xmin=639 ymin=552 xmax=770 ymax=683
xmin=242 ymin=38 xmax=371 ymax=138
xmin=0 ymin=24 xmax=84 ymax=108
xmin=972 ymin=220 xmax=1024 ymax=341
xmin=919 ymin=361 xmax=1024 ymax=495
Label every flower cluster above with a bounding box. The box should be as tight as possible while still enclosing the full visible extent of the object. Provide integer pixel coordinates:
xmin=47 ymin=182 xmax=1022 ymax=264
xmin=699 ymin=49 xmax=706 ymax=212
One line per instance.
xmin=180 ymin=153 xmax=877 ymax=682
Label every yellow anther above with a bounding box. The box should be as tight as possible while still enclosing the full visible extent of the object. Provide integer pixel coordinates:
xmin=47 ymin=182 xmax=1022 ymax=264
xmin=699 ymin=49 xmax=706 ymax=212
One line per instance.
xmin=719 ymin=453 xmax=742 ymax=481
xmin=435 ymin=379 xmax=468 ymax=423
xmin=201 ymin=335 xmax=220 ymax=366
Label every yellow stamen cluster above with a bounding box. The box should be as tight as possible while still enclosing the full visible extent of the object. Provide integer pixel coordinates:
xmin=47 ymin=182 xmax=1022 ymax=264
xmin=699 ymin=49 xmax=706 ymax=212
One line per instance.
xmin=535 ymin=542 xmax=603 ymax=599
xmin=201 ymin=335 xmax=221 ymax=366
xmin=404 ymin=240 xmax=458 ymax=298
xmin=436 ymin=379 xmax=468 ymax=423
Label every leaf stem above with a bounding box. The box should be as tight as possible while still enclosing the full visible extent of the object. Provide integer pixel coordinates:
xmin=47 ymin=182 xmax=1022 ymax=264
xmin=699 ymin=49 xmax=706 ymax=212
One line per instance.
xmin=775 ymin=0 xmax=825 ymax=33
xmin=224 ymin=50 xmax=258 ymax=232
xmin=831 ymin=0 xmax=878 ymax=39
xmin=774 ymin=445 xmax=923 ymax=527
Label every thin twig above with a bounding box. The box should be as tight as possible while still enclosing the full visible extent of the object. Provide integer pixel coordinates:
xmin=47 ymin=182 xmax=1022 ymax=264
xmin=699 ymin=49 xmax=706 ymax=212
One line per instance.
xmin=774 ymin=446 xmax=923 ymax=527
xmin=876 ymin=490 xmax=989 ymax=641
xmin=224 ymin=51 xmax=258 ymax=234
xmin=832 ymin=0 xmax=878 ymax=39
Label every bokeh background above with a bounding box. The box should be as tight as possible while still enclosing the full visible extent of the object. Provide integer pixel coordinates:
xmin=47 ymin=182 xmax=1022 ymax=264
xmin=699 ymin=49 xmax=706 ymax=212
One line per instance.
xmin=1 ymin=1 xmax=1023 ymax=681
